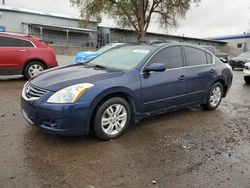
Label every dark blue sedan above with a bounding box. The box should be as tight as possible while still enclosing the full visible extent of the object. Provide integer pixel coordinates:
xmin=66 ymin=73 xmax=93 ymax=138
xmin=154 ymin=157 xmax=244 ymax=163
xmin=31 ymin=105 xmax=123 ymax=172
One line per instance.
xmin=21 ymin=42 xmax=233 ymax=140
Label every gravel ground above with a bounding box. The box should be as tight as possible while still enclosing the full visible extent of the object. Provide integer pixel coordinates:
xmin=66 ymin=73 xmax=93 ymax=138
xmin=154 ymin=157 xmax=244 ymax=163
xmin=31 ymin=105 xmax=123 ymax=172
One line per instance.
xmin=0 ymin=69 xmax=250 ymax=188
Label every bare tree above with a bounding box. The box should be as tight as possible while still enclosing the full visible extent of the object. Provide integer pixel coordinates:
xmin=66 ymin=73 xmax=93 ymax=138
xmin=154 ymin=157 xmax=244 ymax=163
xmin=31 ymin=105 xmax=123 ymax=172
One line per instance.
xmin=70 ymin=0 xmax=199 ymax=41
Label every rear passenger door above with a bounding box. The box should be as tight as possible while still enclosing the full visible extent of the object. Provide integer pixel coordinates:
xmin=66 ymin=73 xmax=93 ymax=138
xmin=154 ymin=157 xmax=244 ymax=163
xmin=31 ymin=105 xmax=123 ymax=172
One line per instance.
xmin=0 ymin=36 xmax=32 ymax=73
xmin=183 ymin=46 xmax=216 ymax=103
xmin=141 ymin=45 xmax=188 ymax=112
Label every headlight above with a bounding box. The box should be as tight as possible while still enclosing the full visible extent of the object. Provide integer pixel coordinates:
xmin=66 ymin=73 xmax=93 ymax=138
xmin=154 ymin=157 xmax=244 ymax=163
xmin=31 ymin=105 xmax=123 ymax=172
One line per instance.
xmin=47 ymin=83 xmax=94 ymax=103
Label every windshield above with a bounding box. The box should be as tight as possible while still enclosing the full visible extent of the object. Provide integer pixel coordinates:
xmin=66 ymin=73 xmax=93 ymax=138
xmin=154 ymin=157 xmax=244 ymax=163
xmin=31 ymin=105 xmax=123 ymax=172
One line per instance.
xmin=89 ymin=45 xmax=153 ymax=70
xmin=238 ymin=52 xmax=250 ymax=58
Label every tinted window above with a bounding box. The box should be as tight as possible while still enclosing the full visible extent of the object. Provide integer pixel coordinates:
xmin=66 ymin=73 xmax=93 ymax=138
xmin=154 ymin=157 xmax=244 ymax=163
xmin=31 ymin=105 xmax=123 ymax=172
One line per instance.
xmin=206 ymin=53 xmax=213 ymax=64
xmin=0 ymin=36 xmax=34 ymax=47
xmin=202 ymin=46 xmax=216 ymax=54
xmin=150 ymin=46 xmax=183 ymax=69
xmin=184 ymin=47 xmax=207 ymax=66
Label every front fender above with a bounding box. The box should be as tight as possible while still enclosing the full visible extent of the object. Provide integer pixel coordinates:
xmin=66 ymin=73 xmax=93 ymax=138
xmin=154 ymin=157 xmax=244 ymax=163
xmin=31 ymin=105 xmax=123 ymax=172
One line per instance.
xmin=84 ymin=86 xmax=140 ymax=134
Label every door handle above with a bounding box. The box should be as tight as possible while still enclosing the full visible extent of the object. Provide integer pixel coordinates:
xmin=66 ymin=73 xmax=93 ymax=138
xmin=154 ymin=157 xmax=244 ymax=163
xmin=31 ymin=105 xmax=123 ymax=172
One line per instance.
xmin=178 ymin=75 xmax=185 ymax=81
xmin=19 ymin=49 xmax=28 ymax=52
xmin=210 ymin=69 xmax=215 ymax=73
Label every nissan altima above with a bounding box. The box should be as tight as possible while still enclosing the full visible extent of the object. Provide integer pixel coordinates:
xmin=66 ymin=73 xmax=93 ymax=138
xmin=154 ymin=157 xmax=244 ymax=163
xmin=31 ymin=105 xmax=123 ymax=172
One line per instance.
xmin=21 ymin=42 xmax=233 ymax=140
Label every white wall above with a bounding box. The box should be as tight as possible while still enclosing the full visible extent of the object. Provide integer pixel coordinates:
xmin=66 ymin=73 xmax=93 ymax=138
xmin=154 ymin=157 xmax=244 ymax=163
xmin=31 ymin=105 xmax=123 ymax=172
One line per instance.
xmin=225 ymin=38 xmax=250 ymax=56
xmin=0 ymin=10 xmax=97 ymax=33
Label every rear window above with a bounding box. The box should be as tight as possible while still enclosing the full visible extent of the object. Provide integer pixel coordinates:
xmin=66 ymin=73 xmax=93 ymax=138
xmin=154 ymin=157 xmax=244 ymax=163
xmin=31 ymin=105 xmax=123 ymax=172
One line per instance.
xmin=0 ymin=36 xmax=34 ymax=47
xmin=206 ymin=53 xmax=213 ymax=64
xmin=184 ymin=47 xmax=207 ymax=66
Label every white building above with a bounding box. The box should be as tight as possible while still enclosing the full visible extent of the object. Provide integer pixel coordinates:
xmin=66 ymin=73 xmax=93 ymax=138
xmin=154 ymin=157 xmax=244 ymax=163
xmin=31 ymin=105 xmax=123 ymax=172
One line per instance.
xmin=0 ymin=5 xmax=226 ymax=54
xmin=0 ymin=5 xmax=98 ymax=47
xmin=210 ymin=33 xmax=250 ymax=56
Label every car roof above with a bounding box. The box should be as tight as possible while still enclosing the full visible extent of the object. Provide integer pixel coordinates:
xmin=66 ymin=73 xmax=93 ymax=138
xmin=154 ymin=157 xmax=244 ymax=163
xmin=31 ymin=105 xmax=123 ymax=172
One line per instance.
xmin=0 ymin=32 xmax=40 ymax=41
xmin=124 ymin=41 xmax=210 ymax=51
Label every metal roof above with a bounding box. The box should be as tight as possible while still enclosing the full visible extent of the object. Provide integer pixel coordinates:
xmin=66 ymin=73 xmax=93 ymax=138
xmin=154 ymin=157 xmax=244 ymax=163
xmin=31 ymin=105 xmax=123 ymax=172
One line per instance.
xmin=23 ymin=22 xmax=97 ymax=33
xmin=209 ymin=34 xmax=250 ymax=41
xmin=105 ymin=27 xmax=227 ymax=44
xmin=0 ymin=5 xmax=98 ymax=22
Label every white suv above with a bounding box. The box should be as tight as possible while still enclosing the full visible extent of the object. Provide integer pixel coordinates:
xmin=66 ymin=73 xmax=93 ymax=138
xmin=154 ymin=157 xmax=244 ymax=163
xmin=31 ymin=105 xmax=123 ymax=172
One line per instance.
xmin=243 ymin=63 xmax=250 ymax=84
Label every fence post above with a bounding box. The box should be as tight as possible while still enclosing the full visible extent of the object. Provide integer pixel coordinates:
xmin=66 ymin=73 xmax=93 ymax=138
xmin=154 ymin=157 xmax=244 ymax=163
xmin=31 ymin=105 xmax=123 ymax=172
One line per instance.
xmin=66 ymin=30 xmax=69 ymax=45
xmin=39 ymin=26 xmax=43 ymax=39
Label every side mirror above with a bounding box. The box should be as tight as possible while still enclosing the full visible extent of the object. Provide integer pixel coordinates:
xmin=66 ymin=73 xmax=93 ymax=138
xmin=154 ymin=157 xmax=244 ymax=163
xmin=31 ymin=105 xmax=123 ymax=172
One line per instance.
xmin=219 ymin=57 xmax=228 ymax=63
xmin=144 ymin=63 xmax=166 ymax=72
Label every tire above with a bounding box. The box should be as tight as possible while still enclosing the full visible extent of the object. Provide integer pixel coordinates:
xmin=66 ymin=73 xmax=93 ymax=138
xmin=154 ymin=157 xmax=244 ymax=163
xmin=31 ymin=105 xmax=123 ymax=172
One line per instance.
xmin=245 ymin=76 xmax=250 ymax=84
xmin=23 ymin=61 xmax=45 ymax=80
xmin=93 ymin=97 xmax=131 ymax=141
xmin=201 ymin=82 xmax=223 ymax=111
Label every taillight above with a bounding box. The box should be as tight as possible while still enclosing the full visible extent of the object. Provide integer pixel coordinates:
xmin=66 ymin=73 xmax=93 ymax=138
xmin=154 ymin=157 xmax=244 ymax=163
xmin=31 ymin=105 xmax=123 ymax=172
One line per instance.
xmin=50 ymin=47 xmax=56 ymax=56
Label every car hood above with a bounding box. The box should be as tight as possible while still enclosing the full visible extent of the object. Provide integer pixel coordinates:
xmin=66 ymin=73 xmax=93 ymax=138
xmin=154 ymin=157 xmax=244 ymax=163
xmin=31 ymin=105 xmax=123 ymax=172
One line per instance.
xmin=245 ymin=62 xmax=250 ymax=67
xmin=29 ymin=65 xmax=124 ymax=91
xmin=231 ymin=57 xmax=250 ymax=61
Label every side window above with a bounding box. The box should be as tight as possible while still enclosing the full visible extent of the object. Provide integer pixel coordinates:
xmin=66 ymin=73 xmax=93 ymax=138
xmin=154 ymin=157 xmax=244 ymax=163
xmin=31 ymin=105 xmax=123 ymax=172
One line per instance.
xmin=206 ymin=52 xmax=213 ymax=64
xmin=0 ymin=36 xmax=34 ymax=47
xmin=184 ymin=47 xmax=207 ymax=66
xmin=150 ymin=46 xmax=183 ymax=69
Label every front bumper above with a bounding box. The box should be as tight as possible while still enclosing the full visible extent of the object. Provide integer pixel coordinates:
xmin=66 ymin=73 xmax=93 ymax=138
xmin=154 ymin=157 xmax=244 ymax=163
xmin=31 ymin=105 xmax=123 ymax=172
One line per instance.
xmin=229 ymin=61 xmax=245 ymax=68
xmin=21 ymin=96 xmax=91 ymax=135
xmin=243 ymin=68 xmax=250 ymax=77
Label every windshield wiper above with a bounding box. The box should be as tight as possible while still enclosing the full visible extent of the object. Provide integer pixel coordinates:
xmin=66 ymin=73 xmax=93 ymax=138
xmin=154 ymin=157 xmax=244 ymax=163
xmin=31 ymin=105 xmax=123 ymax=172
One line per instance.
xmin=92 ymin=65 xmax=107 ymax=69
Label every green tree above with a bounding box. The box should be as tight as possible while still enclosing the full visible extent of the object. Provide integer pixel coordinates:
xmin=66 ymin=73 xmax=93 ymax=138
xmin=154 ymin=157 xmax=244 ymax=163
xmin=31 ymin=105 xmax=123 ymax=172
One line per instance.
xmin=70 ymin=0 xmax=198 ymax=41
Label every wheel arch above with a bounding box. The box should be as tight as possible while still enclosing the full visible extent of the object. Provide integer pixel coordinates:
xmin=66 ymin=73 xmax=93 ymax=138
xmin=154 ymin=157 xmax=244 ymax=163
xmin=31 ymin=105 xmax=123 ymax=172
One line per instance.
xmin=87 ymin=89 xmax=138 ymax=134
xmin=213 ymin=78 xmax=227 ymax=97
xmin=22 ymin=59 xmax=47 ymax=74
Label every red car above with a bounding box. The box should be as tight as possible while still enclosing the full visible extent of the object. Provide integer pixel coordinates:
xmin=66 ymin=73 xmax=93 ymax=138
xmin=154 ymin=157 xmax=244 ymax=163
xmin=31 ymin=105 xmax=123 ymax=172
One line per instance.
xmin=0 ymin=33 xmax=58 ymax=79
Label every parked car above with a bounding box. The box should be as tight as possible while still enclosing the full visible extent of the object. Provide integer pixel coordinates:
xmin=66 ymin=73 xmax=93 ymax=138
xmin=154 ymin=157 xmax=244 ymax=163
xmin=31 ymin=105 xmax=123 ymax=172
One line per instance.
xmin=0 ymin=33 xmax=58 ymax=79
xmin=229 ymin=51 xmax=250 ymax=70
xmin=200 ymin=45 xmax=229 ymax=63
xmin=21 ymin=42 xmax=233 ymax=140
xmin=243 ymin=62 xmax=250 ymax=84
xmin=75 ymin=43 xmax=124 ymax=64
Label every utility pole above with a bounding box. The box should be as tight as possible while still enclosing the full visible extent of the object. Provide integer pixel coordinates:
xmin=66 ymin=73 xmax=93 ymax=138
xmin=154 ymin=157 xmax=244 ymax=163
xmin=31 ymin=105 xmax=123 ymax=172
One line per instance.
xmin=2 ymin=0 xmax=5 ymax=5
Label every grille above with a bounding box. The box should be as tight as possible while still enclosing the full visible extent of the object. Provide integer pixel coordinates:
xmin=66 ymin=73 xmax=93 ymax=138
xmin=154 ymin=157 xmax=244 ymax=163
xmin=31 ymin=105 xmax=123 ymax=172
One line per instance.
xmin=24 ymin=83 xmax=47 ymax=100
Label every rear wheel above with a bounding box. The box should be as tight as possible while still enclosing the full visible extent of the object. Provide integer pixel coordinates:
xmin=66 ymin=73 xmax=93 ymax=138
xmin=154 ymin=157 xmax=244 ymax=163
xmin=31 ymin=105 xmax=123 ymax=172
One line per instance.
xmin=201 ymin=82 xmax=223 ymax=111
xmin=245 ymin=76 xmax=250 ymax=84
xmin=93 ymin=97 xmax=131 ymax=141
xmin=23 ymin=61 xmax=45 ymax=80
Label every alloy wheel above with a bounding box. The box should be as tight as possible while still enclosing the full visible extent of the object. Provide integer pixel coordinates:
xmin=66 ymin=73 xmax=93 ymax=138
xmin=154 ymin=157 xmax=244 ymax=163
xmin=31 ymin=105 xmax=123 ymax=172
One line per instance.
xmin=101 ymin=104 xmax=127 ymax=136
xmin=210 ymin=86 xmax=222 ymax=107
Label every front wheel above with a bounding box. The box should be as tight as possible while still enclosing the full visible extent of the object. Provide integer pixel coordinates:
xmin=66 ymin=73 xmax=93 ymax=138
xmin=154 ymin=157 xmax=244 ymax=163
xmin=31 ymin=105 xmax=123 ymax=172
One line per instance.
xmin=93 ymin=97 xmax=131 ymax=141
xmin=23 ymin=61 xmax=45 ymax=80
xmin=201 ymin=82 xmax=223 ymax=111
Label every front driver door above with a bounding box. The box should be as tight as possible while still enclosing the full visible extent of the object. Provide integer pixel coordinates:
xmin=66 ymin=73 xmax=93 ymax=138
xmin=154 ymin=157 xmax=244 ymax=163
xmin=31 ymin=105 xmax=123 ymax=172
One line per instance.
xmin=140 ymin=45 xmax=188 ymax=113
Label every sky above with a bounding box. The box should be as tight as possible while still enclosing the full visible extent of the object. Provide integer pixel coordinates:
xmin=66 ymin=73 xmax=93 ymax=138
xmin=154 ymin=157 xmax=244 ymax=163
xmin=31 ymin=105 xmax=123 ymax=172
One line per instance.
xmin=3 ymin=0 xmax=250 ymax=38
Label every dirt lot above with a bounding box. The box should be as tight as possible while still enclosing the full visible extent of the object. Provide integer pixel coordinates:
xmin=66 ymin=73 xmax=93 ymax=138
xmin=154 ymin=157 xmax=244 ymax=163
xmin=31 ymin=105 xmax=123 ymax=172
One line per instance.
xmin=0 ymin=70 xmax=250 ymax=188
